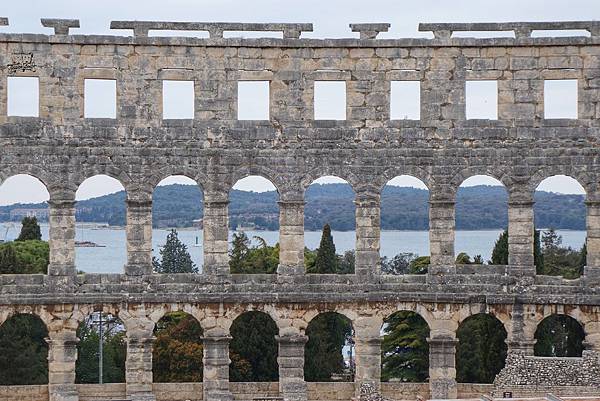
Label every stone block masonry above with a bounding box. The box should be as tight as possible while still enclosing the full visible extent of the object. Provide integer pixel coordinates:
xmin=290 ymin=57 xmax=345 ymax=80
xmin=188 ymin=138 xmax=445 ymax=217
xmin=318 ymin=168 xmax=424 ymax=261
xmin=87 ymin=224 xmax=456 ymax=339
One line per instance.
xmin=0 ymin=18 xmax=598 ymax=401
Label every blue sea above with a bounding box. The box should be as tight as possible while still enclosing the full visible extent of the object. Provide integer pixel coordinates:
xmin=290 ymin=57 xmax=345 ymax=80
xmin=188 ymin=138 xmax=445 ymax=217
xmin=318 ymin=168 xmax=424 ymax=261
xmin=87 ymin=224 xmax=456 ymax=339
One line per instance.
xmin=2 ymin=224 xmax=586 ymax=274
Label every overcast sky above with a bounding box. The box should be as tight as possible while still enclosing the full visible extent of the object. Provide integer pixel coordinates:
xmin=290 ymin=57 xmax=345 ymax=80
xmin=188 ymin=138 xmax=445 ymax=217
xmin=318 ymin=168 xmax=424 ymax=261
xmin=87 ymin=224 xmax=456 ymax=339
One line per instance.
xmin=0 ymin=0 xmax=595 ymax=203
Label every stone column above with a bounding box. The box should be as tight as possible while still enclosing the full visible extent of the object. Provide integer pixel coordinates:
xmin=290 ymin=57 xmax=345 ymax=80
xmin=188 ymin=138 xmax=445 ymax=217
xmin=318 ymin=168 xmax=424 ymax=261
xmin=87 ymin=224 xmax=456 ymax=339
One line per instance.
xmin=278 ymin=200 xmax=305 ymax=276
xmin=48 ymin=199 xmax=76 ymax=276
xmin=508 ymin=200 xmax=535 ymax=277
xmin=277 ymin=334 xmax=308 ymax=401
xmin=428 ymin=335 xmax=458 ymax=399
xmin=507 ymin=302 xmax=536 ymax=356
xmin=126 ymin=335 xmax=155 ymax=401
xmin=125 ymin=199 xmax=153 ymax=276
xmin=429 ymin=200 xmax=456 ymax=273
xmin=203 ymin=335 xmax=233 ymax=401
xmin=585 ymin=199 xmax=600 ymax=279
xmin=354 ymin=337 xmax=382 ymax=393
xmin=203 ymin=200 xmax=230 ymax=276
xmin=355 ymin=192 xmax=381 ymax=277
xmin=47 ymin=329 xmax=79 ymax=401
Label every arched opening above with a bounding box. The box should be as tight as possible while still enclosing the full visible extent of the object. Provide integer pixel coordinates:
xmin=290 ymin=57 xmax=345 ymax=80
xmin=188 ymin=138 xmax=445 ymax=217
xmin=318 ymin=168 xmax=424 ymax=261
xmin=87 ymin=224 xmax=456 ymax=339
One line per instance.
xmin=153 ymin=311 xmax=203 ymax=382
xmin=305 ymin=312 xmax=354 ymax=382
xmin=534 ymin=175 xmax=586 ymax=278
xmin=152 ymin=176 xmax=203 ymax=273
xmin=305 ymin=176 xmax=355 ymax=274
xmin=229 ymin=176 xmax=279 ymax=274
xmin=380 ymin=311 xmax=429 ymax=382
xmin=456 ymin=175 xmax=508 ymax=265
xmin=456 ymin=313 xmax=507 ymax=384
xmin=380 ymin=176 xmax=429 ymax=275
xmin=0 ymin=174 xmax=50 ymax=274
xmin=75 ymin=175 xmax=126 ymax=273
xmin=0 ymin=313 xmax=48 ymax=384
xmin=76 ymin=312 xmax=126 ymax=383
xmin=229 ymin=311 xmax=279 ymax=382
xmin=534 ymin=314 xmax=585 ymax=357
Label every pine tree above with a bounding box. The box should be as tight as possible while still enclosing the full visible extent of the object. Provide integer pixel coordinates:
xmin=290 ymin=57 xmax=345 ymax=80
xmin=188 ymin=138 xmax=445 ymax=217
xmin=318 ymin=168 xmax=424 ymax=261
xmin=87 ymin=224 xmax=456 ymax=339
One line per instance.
xmin=381 ymin=311 xmax=429 ymax=382
xmin=153 ymin=229 xmax=197 ymax=273
xmin=310 ymin=224 xmax=337 ymax=274
xmin=16 ymin=216 xmax=42 ymax=241
xmin=229 ymin=232 xmax=251 ymax=273
xmin=490 ymin=230 xmax=508 ymax=265
xmin=304 ymin=312 xmax=352 ymax=381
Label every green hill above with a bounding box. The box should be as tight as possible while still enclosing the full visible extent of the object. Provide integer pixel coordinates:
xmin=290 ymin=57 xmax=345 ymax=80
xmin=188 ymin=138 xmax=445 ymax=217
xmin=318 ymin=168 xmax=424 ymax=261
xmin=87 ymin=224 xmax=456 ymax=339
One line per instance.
xmin=0 ymin=184 xmax=585 ymax=231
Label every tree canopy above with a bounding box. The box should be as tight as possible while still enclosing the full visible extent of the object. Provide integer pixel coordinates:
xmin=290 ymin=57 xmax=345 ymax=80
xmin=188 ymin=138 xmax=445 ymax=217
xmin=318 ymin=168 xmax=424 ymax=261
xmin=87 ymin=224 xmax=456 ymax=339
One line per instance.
xmin=16 ymin=216 xmax=42 ymax=241
xmin=153 ymin=229 xmax=198 ymax=273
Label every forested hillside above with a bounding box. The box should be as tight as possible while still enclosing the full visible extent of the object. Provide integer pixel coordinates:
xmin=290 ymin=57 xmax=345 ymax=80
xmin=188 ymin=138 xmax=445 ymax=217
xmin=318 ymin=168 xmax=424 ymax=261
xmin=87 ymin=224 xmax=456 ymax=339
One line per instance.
xmin=0 ymin=184 xmax=586 ymax=230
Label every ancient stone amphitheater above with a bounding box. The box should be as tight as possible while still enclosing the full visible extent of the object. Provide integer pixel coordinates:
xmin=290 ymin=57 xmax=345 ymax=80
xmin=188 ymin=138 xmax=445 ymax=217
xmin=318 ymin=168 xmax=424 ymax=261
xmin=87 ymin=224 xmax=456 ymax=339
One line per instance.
xmin=0 ymin=17 xmax=599 ymax=401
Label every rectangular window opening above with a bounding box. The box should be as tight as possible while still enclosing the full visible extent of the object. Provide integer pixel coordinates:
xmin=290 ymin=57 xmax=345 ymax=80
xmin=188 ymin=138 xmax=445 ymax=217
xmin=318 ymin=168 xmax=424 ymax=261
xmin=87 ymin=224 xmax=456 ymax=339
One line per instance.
xmin=390 ymin=81 xmax=420 ymax=120
xmin=544 ymin=79 xmax=578 ymax=119
xmin=84 ymin=79 xmax=117 ymax=119
xmin=466 ymin=80 xmax=498 ymax=120
xmin=314 ymin=81 xmax=346 ymax=120
xmin=7 ymin=76 xmax=39 ymax=117
xmin=237 ymin=81 xmax=270 ymax=120
xmin=163 ymin=80 xmax=195 ymax=119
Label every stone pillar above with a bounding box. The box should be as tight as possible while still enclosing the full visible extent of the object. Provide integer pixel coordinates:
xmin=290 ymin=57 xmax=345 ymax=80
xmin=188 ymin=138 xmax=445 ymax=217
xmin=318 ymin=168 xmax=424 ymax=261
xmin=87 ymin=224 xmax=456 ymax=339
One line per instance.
xmin=428 ymin=335 xmax=458 ymax=399
xmin=355 ymin=193 xmax=381 ymax=277
xmin=277 ymin=334 xmax=308 ymax=401
xmin=508 ymin=200 xmax=535 ymax=276
xmin=278 ymin=200 xmax=305 ymax=276
xmin=585 ymin=199 xmax=600 ymax=279
xmin=429 ymin=200 xmax=456 ymax=272
xmin=203 ymin=335 xmax=233 ymax=401
xmin=48 ymin=199 xmax=76 ymax=276
xmin=354 ymin=337 xmax=381 ymax=393
xmin=507 ymin=302 xmax=536 ymax=356
xmin=203 ymin=200 xmax=230 ymax=276
xmin=126 ymin=335 xmax=155 ymax=401
xmin=125 ymin=199 xmax=153 ymax=276
xmin=47 ymin=329 xmax=79 ymax=401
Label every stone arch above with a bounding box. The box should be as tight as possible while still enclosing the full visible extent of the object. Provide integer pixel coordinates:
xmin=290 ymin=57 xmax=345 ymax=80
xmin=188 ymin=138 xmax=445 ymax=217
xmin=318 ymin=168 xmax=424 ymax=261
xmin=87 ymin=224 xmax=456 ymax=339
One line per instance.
xmin=377 ymin=165 xmax=433 ymax=195
xmin=534 ymin=313 xmax=585 ymax=357
xmin=146 ymin=166 xmax=208 ymax=194
xmin=229 ymin=310 xmax=279 ymax=382
xmin=455 ymin=312 xmax=508 ymax=383
xmin=230 ymin=165 xmax=284 ymax=196
xmin=304 ymin=311 xmax=354 ymax=382
xmin=529 ymin=170 xmax=592 ymax=197
xmin=73 ymin=166 xmax=134 ymax=199
xmin=0 ymin=312 xmax=49 ymax=385
xmin=380 ymin=309 xmax=430 ymax=382
xmin=0 ymin=165 xmax=54 ymax=191
xmin=449 ymin=166 xmax=513 ymax=197
xmin=300 ymin=167 xmax=361 ymax=194
xmin=153 ymin=310 xmax=204 ymax=383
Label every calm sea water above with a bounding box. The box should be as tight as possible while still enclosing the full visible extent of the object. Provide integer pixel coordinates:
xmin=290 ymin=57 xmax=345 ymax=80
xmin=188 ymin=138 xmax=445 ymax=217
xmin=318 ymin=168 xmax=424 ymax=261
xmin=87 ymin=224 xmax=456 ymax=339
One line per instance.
xmin=2 ymin=224 xmax=586 ymax=274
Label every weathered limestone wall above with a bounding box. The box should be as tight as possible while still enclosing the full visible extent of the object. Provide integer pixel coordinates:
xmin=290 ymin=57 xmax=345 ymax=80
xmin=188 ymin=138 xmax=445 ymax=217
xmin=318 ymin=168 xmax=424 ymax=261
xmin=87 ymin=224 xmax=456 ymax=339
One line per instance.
xmin=0 ymin=17 xmax=598 ymax=401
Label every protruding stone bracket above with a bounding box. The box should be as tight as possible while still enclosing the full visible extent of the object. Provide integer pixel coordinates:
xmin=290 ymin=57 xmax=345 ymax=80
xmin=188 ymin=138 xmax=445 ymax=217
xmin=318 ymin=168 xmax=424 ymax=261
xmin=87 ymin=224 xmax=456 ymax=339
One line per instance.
xmin=110 ymin=21 xmax=313 ymax=39
xmin=41 ymin=18 xmax=80 ymax=35
xmin=419 ymin=21 xmax=600 ymax=39
xmin=350 ymin=23 xmax=391 ymax=39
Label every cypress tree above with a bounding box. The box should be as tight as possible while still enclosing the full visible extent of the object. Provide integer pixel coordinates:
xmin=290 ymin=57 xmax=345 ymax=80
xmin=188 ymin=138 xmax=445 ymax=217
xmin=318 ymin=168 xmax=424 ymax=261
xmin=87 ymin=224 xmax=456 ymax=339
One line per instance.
xmin=153 ymin=229 xmax=197 ymax=273
xmin=311 ymin=224 xmax=337 ymax=274
xmin=16 ymin=216 xmax=42 ymax=241
xmin=490 ymin=229 xmax=509 ymax=265
xmin=0 ymin=243 xmax=18 ymax=274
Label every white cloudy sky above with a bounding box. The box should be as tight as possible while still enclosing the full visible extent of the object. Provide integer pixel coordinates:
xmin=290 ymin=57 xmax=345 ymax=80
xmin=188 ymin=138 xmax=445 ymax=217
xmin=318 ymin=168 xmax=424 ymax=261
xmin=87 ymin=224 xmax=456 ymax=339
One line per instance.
xmin=0 ymin=0 xmax=595 ymax=203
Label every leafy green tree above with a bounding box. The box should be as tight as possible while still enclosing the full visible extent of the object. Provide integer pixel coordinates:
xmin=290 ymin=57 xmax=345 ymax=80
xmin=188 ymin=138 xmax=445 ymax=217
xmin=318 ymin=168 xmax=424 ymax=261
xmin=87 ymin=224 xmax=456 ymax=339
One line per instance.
xmin=304 ymin=312 xmax=353 ymax=382
xmin=456 ymin=314 xmax=507 ymax=384
xmin=538 ymin=228 xmax=585 ymax=278
xmin=16 ymin=216 xmax=42 ymax=241
xmin=409 ymin=256 xmax=430 ymax=274
xmin=381 ymin=253 xmax=417 ymax=275
xmin=230 ymin=312 xmax=278 ymax=382
xmin=153 ymin=312 xmax=203 ymax=382
xmin=153 ymin=229 xmax=197 ymax=273
xmin=229 ymin=233 xmax=279 ymax=274
xmin=490 ymin=230 xmax=508 ymax=265
xmin=381 ymin=311 xmax=429 ymax=382
xmin=0 ymin=240 xmax=48 ymax=274
xmin=76 ymin=314 xmax=126 ymax=383
xmin=534 ymin=315 xmax=584 ymax=357
xmin=0 ymin=314 xmax=48 ymax=385
xmin=309 ymin=224 xmax=337 ymax=274
xmin=337 ymin=250 xmax=355 ymax=274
